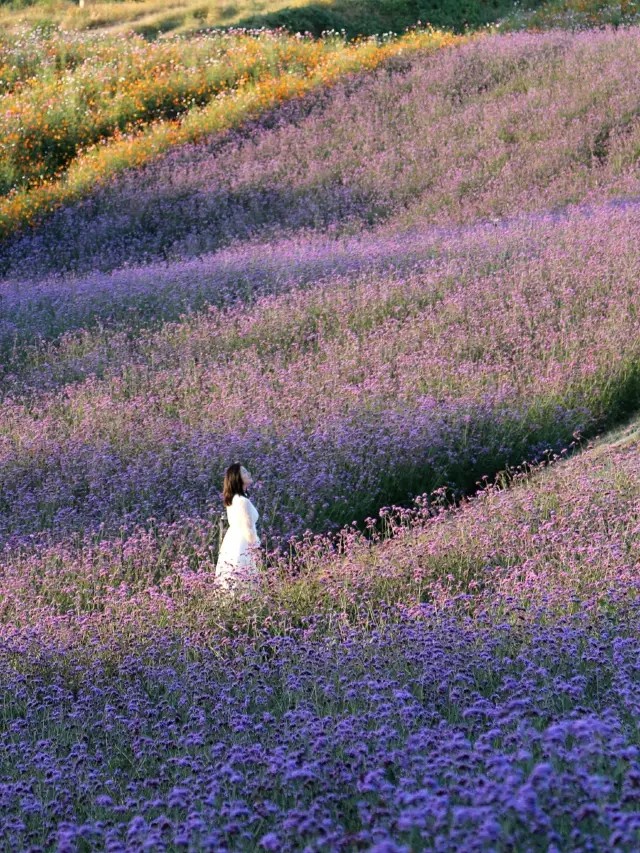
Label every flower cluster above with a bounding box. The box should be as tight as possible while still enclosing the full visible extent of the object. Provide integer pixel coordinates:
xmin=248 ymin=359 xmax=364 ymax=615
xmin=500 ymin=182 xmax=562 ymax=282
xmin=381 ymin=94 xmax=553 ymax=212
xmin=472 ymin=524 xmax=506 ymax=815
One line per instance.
xmin=0 ymin=30 xmax=326 ymax=194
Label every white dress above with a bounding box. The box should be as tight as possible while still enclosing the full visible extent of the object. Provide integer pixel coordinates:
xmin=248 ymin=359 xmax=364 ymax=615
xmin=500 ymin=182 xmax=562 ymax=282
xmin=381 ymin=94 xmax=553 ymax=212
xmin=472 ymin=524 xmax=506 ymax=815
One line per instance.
xmin=215 ymin=494 xmax=261 ymax=589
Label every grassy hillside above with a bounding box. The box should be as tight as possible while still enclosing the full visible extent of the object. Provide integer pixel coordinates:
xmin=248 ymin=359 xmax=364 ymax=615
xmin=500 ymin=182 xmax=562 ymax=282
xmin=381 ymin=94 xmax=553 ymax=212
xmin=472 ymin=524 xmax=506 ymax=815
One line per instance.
xmin=5 ymin=0 xmax=637 ymax=38
xmin=0 ymin=0 xmax=314 ymax=36
xmin=506 ymin=0 xmax=640 ymax=29
xmin=0 ymin=0 xmax=543 ymax=38
xmin=230 ymin=0 xmax=544 ymax=38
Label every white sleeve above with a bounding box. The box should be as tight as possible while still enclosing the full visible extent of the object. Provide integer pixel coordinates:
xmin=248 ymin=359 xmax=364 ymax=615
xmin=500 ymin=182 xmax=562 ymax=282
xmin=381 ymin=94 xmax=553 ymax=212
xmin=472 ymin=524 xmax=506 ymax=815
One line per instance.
xmin=237 ymin=498 xmax=259 ymax=545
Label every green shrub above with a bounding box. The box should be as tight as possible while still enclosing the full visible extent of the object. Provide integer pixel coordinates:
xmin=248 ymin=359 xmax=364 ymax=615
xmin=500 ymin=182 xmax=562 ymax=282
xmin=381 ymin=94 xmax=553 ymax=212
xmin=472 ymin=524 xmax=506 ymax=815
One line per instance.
xmin=233 ymin=0 xmax=544 ymax=38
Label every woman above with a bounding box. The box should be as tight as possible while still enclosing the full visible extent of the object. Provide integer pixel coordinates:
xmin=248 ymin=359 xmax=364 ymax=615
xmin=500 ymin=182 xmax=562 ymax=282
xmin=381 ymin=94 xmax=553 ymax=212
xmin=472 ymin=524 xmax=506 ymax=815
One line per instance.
xmin=215 ymin=463 xmax=261 ymax=590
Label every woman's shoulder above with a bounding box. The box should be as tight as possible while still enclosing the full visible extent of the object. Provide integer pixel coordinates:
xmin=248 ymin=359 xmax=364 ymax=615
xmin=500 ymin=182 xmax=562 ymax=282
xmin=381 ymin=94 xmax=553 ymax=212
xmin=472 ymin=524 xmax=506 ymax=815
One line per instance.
xmin=232 ymin=494 xmax=251 ymax=505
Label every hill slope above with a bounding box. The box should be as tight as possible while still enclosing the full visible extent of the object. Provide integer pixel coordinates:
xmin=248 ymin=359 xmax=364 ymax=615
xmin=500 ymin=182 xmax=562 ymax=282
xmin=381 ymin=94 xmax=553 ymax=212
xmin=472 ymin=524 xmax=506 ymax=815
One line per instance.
xmin=4 ymin=27 xmax=639 ymax=279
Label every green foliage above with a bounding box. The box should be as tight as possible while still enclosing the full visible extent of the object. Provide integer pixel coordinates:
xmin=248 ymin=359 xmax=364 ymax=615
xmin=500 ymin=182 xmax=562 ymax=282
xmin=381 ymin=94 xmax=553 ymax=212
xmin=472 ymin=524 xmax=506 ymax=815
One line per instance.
xmin=504 ymin=0 xmax=640 ymax=30
xmin=232 ymin=0 xmax=544 ymax=38
xmin=2 ymin=0 xmax=634 ymax=38
xmin=0 ymin=0 xmax=39 ymax=7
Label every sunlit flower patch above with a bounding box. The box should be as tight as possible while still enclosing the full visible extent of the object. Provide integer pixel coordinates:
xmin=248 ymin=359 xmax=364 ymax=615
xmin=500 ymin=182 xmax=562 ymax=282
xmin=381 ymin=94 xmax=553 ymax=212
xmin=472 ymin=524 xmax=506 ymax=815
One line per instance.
xmin=0 ymin=26 xmax=464 ymax=239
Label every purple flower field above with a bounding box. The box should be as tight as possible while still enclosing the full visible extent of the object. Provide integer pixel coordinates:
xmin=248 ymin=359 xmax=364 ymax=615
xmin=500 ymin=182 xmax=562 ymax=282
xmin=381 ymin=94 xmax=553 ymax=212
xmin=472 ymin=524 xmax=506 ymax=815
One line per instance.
xmin=2 ymin=21 xmax=640 ymax=853
xmin=2 ymin=198 xmax=640 ymax=545
xmin=2 ymin=411 xmax=640 ymax=851
xmin=3 ymin=593 xmax=640 ymax=852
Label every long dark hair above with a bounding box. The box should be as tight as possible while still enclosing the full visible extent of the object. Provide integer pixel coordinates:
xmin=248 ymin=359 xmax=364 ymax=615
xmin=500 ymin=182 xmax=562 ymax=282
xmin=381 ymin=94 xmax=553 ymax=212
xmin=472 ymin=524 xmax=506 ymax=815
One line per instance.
xmin=223 ymin=462 xmax=246 ymax=507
